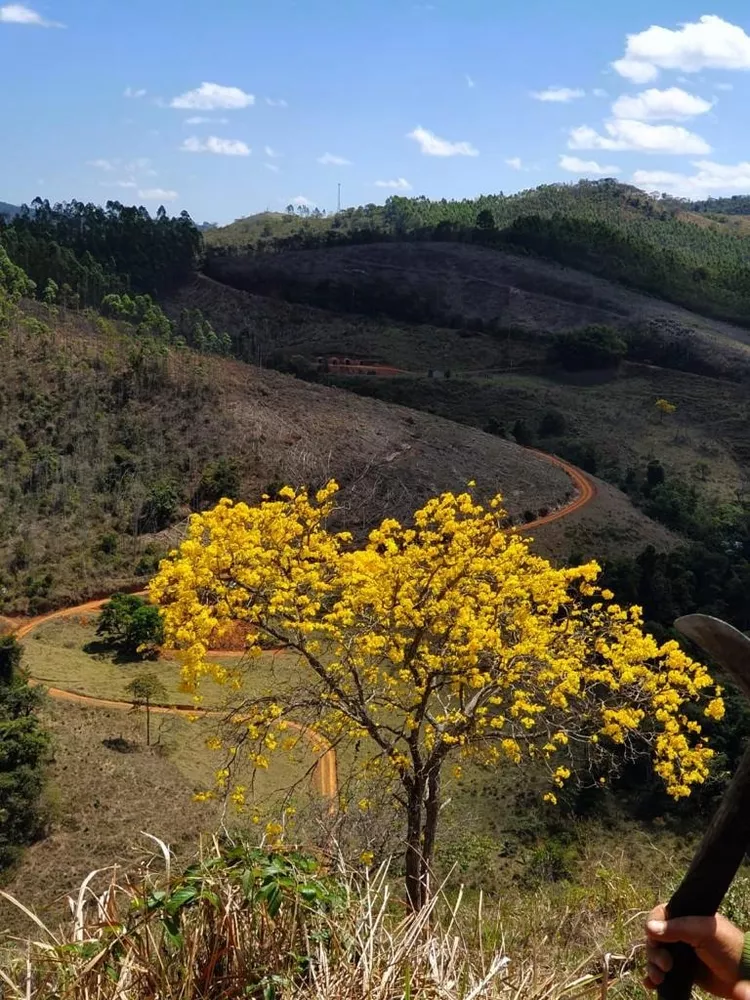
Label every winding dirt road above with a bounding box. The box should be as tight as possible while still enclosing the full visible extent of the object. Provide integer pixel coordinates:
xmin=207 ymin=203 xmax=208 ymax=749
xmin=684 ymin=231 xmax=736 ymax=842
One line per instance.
xmin=11 ymin=453 xmax=595 ymax=809
xmin=522 ymin=450 xmax=596 ymax=529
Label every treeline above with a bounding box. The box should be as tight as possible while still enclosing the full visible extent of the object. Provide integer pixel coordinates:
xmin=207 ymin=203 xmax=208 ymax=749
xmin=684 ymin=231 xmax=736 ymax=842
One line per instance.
xmin=0 ymin=201 xmax=234 ymax=357
xmin=687 ymin=195 xmax=750 ymax=216
xmin=207 ymin=180 xmax=750 ymax=327
xmin=1 ymin=198 xmax=202 ymax=301
xmin=0 ymin=636 xmax=49 ymax=872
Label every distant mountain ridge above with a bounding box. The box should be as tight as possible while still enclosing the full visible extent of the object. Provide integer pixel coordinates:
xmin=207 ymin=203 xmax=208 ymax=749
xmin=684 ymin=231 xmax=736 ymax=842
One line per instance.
xmin=0 ymin=201 xmax=21 ymax=219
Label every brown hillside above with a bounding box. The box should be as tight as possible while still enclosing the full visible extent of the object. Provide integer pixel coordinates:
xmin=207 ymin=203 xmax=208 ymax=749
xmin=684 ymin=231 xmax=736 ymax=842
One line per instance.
xmin=0 ymin=304 xmax=672 ymax=613
xmin=205 ymin=241 xmax=750 ymax=374
xmin=168 ymin=274 xmax=541 ymax=372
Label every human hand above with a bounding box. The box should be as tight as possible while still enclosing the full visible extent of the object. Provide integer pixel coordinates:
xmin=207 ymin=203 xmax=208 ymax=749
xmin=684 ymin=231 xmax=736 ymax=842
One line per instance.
xmin=645 ymin=904 xmax=750 ymax=999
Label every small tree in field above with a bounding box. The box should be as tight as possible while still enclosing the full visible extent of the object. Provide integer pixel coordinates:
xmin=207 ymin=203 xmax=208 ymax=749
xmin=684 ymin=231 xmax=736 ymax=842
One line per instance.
xmin=125 ymin=673 xmax=168 ymax=746
xmin=151 ymin=484 xmax=724 ymax=910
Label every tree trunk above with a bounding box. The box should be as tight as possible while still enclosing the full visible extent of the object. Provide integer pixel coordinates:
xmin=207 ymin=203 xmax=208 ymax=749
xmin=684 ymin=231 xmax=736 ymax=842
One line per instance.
xmin=404 ymin=767 xmax=443 ymax=912
xmin=420 ymin=767 xmax=441 ymax=906
xmin=404 ymin=776 xmax=425 ymax=911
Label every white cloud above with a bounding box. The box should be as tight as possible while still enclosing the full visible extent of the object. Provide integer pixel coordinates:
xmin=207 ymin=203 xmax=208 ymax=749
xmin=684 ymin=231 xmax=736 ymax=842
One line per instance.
xmin=407 ymin=126 xmax=478 ymax=157
xmin=505 ymin=157 xmax=524 ymax=170
xmin=613 ymin=15 xmax=750 ymax=83
xmin=138 ymin=188 xmax=179 ymax=202
xmin=0 ymin=4 xmax=62 ymax=26
xmin=184 ymin=115 xmax=228 ymax=125
xmin=716 ymin=82 xmax=734 ymax=91
xmin=88 ymin=158 xmax=116 ymax=171
xmin=611 ymin=86 xmax=712 ymax=121
xmin=633 ymin=160 xmax=750 ymax=197
xmin=266 ymin=97 xmax=288 ymax=107
xmin=569 ymin=119 xmax=710 ymax=155
xmin=318 ymin=152 xmax=352 ymax=166
xmin=375 ymin=178 xmax=412 ymax=190
xmin=171 ymin=82 xmax=255 ymax=111
xmin=559 ymin=155 xmax=621 ymax=177
xmin=89 ymin=157 xmax=156 ymax=182
xmin=127 ymin=157 xmax=156 ymax=175
xmin=612 ymin=60 xmax=658 ymax=84
xmin=181 ymin=135 xmax=250 ymax=156
xmin=593 ymin=88 xmax=609 ymax=98
xmin=292 ymin=196 xmax=314 ymax=208
xmin=124 ymin=86 xmax=147 ymax=99
xmin=531 ymin=86 xmax=585 ymax=103
xmin=265 ymin=145 xmax=282 ymax=158
xmin=265 ymin=163 xmax=280 ymax=173
xmin=466 ymin=74 xmax=476 ymax=89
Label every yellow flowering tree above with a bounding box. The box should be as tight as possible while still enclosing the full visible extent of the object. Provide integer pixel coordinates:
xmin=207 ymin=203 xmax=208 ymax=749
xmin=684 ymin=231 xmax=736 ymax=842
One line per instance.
xmin=655 ymin=398 xmax=678 ymax=421
xmin=150 ymin=483 xmax=723 ymax=911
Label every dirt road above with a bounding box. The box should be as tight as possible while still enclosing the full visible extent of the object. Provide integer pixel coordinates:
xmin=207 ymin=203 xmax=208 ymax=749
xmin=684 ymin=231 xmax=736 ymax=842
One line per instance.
xmin=11 ymin=453 xmax=595 ymax=807
xmin=522 ymin=450 xmax=597 ymax=530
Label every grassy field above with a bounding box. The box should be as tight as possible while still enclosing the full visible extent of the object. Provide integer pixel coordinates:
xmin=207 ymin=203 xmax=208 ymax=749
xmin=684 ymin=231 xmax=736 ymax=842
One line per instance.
xmin=22 ymin=615 xmax=301 ymax=706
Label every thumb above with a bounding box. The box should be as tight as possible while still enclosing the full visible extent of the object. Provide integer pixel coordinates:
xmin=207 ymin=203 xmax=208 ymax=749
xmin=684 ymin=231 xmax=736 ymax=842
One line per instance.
xmin=731 ymin=982 xmax=750 ymax=1000
xmin=647 ymin=916 xmax=719 ymax=947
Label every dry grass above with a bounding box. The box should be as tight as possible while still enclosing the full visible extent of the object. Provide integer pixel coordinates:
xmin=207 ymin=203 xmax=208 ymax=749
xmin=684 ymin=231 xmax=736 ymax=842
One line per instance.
xmin=468 ymin=368 xmax=749 ymax=502
xmin=0 ymin=698 xmax=317 ymax=936
xmin=0 ymin=838 xmax=652 ymax=1000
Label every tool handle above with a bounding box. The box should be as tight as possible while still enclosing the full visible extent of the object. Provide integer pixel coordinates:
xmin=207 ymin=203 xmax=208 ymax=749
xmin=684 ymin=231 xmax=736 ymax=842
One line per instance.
xmin=657 ymin=942 xmax=699 ymax=1000
xmin=654 ymin=748 xmax=750 ymax=1000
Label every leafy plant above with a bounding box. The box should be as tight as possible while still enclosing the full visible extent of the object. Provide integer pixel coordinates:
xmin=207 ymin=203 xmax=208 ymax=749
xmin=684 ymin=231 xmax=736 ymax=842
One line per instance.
xmin=97 ymin=593 xmax=164 ymax=657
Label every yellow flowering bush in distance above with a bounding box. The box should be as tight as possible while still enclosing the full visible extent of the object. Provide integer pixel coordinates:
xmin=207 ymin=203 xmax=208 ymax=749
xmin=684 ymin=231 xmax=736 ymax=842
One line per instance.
xmin=150 ymin=482 xmax=723 ymax=910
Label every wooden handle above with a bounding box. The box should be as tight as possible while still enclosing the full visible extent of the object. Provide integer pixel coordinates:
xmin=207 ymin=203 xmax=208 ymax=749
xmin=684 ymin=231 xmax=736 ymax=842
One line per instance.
xmin=656 ymin=746 xmax=750 ymax=1000
xmin=657 ymin=944 xmax=698 ymax=1000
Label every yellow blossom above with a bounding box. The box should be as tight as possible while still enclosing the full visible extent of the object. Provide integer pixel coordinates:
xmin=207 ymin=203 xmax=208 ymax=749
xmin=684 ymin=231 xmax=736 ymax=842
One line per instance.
xmin=150 ymin=480 xmax=724 ymax=888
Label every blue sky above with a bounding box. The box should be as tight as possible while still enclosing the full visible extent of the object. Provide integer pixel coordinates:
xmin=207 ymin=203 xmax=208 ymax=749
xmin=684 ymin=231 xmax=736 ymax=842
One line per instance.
xmin=2 ymin=0 xmax=750 ymax=222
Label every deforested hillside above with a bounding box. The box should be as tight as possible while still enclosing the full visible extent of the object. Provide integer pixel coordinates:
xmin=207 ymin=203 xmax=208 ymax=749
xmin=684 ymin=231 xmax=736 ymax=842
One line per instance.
xmin=202 ymin=240 xmax=750 ymax=376
xmin=0 ymin=299 xmax=675 ymax=614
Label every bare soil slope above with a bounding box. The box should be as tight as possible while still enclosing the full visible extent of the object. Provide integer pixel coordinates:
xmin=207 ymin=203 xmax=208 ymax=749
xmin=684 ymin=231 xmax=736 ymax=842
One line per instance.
xmin=207 ymin=242 xmax=750 ymax=376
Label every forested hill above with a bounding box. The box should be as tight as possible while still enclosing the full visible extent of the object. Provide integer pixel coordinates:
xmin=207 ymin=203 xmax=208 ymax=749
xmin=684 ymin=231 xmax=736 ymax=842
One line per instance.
xmin=688 ymin=195 xmax=750 ymax=216
xmin=7 ymin=180 xmax=750 ymax=334
xmin=205 ymin=180 xmax=750 ymax=327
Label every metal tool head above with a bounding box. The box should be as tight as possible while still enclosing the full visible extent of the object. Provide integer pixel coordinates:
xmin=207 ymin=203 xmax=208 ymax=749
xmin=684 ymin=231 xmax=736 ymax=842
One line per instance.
xmin=675 ymin=614 xmax=750 ymax=702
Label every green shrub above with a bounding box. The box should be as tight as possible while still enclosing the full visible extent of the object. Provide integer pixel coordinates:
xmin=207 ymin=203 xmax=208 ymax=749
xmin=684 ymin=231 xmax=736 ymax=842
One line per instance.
xmin=552 ymin=325 xmax=627 ymax=371
xmin=539 ymin=409 xmax=567 ymax=437
xmin=192 ymin=457 xmax=241 ymax=509
xmin=523 ymin=838 xmax=577 ymax=887
xmin=0 ymin=635 xmax=49 ymax=872
xmin=139 ymin=481 xmax=180 ymax=532
xmin=96 ymin=593 xmax=164 ymax=657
